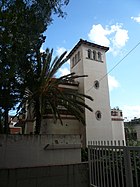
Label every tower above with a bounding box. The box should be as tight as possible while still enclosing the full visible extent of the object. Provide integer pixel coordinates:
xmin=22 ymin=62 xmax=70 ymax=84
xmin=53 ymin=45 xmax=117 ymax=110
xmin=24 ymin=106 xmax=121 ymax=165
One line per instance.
xmin=67 ymin=39 xmax=113 ymax=143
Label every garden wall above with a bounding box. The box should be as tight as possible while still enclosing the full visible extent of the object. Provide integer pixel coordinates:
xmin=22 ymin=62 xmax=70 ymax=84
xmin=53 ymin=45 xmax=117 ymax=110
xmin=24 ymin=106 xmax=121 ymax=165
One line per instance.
xmin=0 ymin=163 xmax=89 ymax=187
xmin=0 ymin=134 xmax=81 ymax=168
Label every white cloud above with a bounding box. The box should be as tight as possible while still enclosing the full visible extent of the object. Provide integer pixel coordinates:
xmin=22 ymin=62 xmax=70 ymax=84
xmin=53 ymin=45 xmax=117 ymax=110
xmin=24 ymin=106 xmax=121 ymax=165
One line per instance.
xmin=131 ymin=15 xmax=140 ymax=23
xmin=88 ymin=23 xmax=129 ymax=56
xmin=112 ymin=25 xmax=129 ymax=48
xmin=122 ymin=105 xmax=140 ymax=120
xmin=108 ymin=75 xmax=120 ymax=91
xmin=56 ymin=47 xmax=66 ymax=56
xmin=59 ymin=67 xmax=70 ymax=76
xmin=88 ymin=24 xmax=110 ymax=46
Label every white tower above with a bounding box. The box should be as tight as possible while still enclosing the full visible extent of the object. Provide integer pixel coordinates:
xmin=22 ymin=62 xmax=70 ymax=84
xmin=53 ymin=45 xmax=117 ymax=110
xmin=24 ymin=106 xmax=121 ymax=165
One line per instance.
xmin=67 ymin=39 xmax=113 ymax=143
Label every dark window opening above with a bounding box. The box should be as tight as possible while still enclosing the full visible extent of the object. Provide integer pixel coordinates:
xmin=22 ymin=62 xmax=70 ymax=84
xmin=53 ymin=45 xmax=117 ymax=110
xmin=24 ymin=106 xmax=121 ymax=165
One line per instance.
xmin=93 ymin=51 xmax=96 ymax=60
xmin=88 ymin=49 xmax=91 ymax=59
xmin=98 ymin=52 xmax=102 ymax=61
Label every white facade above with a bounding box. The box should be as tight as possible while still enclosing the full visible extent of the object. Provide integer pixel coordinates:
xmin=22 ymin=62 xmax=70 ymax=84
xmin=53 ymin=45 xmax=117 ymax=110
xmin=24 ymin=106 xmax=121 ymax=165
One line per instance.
xmin=111 ymin=108 xmax=125 ymax=142
xmin=68 ymin=39 xmax=125 ymax=143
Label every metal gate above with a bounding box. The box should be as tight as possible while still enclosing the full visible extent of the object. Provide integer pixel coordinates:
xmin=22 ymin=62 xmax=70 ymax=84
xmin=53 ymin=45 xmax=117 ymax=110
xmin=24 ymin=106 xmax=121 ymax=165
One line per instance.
xmin=88 ymin=141 xmax=140 ymax=187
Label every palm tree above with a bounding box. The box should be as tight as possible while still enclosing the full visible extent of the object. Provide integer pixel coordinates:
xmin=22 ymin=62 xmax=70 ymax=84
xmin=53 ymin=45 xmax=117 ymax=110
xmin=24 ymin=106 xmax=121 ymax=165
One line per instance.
xmin=23 ymin=48 xmax=93 ymax=134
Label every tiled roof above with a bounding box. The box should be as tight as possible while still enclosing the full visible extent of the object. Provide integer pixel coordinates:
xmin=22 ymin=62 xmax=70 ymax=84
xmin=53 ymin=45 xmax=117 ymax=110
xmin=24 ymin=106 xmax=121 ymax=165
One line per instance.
xmin=67 ymin=39 xmax=109 ymax=59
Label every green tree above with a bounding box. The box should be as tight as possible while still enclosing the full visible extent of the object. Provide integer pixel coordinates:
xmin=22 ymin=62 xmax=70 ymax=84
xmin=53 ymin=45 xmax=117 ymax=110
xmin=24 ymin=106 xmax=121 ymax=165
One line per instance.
xmin=23 ymin=48 xmax=93 ymax=134
xmin=0 ymin=0 xmax=69 ymax=133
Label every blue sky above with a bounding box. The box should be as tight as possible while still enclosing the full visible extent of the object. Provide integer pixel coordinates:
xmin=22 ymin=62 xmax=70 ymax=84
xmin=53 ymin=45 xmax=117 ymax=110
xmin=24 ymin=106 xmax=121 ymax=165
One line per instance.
xmin=41 ymin=0 xmax=140 ymax=120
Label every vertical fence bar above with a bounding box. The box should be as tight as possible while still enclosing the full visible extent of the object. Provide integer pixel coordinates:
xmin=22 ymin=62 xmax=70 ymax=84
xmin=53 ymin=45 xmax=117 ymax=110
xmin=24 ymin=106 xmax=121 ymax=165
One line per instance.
xmin=133 ymin=150 xmax=138 ymax=187
xmin=97 ymin=142 xmax=100 ymax=186
xmin=88 ymin=142 xmax=93 ymax=186
xmin=115 ymin=147 xmax=120 ymax=187
xmin=102 ymin=141 xmax=106 ymax=187
xmin=105 ymin=145 xmax=109 ymax=187
xmin=119 ymin=148 xmax=124 ymax=187
xmin=94 ymin=146 xmax=97 ymax=186
xmin=112 ymin=147 xmax=117 ymax=187
xmin=88 ymin=142 xmax=92 ymax=187
xmin=123 ymin=147 xmax=134 ymax=187
xmin=99 ymin=145 xmax=103 ymax=187
xmin=108 ymin=147 xmax=113 ymax=187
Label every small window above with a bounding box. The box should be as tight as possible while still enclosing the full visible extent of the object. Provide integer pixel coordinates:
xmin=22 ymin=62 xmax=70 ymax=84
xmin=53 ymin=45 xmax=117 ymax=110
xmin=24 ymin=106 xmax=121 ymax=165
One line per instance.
xmin=77 ymin=51 xmax=80 ymax=61
xmin=93 ymin=51 xmax=96 ymax=60
xmin=111 ymin=111 xmax=118 ymax=116
xmin=75 ymin=54 xmax=78 ymax=63
xmin=72 ymin=57 xmax=75 ymax=67
xmin=95 ymin=111 xmax=102 ymax=120
xmin=98 ymin=52 xmax=102 ymax=61
xmin=94 ymin=80 xmax=99 ymax=89
xmin=87 ymin=49 xmax=91 ymax=59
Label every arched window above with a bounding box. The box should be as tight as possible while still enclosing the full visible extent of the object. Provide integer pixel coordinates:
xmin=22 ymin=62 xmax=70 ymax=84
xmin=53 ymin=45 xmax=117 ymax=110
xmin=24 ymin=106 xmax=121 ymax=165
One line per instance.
xmin=98 ymin=52 xmax=102 ymax=61
xmin=75 ymin=54 xmax=78 ymax=63
xmin=72 ymin=57 xmax=75 ymax=67
xmin=77 ymin=51 xmax=80 ymax=61
xmin=87 ymin=49 xmax=91 ymax=59
xmin=93 ymin=50 xmax=96 ymax=60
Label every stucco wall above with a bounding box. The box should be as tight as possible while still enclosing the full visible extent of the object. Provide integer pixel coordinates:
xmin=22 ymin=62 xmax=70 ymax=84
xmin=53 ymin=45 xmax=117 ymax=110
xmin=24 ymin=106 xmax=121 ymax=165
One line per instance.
xmin=112 ymin=120 xmax=126 ymax=143
xmin=0 ymin=134 xmax=81 ymax=169
xmin=71 ymin=43 xmax=113 ymax=142
xmin=0 ymin=163 xmax=89 ymax=187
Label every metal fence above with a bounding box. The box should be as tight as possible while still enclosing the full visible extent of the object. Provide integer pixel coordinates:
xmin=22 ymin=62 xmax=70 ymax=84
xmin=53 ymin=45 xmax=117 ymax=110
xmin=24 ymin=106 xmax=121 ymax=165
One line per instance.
xmin=88 ymin=141 xmax=140 ymax=187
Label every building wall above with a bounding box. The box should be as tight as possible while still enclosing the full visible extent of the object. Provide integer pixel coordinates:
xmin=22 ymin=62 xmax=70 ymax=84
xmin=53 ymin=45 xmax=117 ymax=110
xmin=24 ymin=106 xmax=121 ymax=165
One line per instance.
xmin=70 ymin=42 xmax=113 ymax=142
xmin=41 ymin=117 xmax=86 ymax=147
xmin=111 ymin=109 xmax=126 ymax=142
xmin=0 ymin=134 xmax=81 ymax=168
xmin=0 ymin=163 xmax=89 ymax=187
xmin=112 ymin=120 xmax=125 ymax=141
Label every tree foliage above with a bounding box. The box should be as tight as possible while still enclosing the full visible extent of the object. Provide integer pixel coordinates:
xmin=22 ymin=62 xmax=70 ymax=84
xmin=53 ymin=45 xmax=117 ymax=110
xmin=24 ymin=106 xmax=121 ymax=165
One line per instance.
xmin=0 ymin=0 xmax=69 ymax=133
xmin=0 ymin=0 xmax=93 ymax=135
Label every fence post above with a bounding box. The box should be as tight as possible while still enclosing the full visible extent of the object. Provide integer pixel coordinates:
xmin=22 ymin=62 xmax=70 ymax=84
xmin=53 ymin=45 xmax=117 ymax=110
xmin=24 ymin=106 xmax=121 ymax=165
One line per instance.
xmin=123 ymin=147 xmax=133 ymax=187
xmin=88 ymin=142 xmax=92 ymax=187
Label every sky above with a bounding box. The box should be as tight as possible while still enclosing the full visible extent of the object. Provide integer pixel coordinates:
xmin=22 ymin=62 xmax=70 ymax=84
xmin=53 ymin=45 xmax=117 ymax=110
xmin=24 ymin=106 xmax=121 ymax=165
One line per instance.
xmin=41 ymin=0 xmax=140 ymax=121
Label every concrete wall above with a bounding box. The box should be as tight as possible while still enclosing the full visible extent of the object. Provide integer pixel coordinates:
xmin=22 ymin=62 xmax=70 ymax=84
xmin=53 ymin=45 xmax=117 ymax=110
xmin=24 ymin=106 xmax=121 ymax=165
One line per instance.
xmin=0 ymin=134 xmax=81 ymax=168
xmin=0 ymin=163 xmax=89 ymax=187
xmin=112 ymin=120 xmax=126 ymax=142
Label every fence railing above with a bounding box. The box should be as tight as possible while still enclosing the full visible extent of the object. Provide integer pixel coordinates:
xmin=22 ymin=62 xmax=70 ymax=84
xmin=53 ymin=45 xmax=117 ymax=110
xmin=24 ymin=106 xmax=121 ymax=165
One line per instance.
xmin=88 ymin=141 xmax=140 ymax=187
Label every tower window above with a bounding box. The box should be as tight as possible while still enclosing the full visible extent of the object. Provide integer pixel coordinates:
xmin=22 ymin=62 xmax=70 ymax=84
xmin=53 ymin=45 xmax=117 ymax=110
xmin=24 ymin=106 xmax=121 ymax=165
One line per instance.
xmin=77 ymin=51 xmax=80 ymax=61
xmin=93 ymin=51 xmax=96 ymax=60
xmin=72 ymin=57 xmax=75 ymax=67
xmin=87 ymin=49 xmax=91 ymax=59
xmin=98 ymin=52 xmax=102 ymax=61
xmin=75 ymin=54 xmax=78 ymax=63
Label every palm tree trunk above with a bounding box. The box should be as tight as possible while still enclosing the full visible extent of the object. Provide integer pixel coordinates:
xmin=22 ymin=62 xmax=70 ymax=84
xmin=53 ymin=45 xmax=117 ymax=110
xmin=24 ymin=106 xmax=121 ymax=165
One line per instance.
xmin=34 ymin=98 xmax=41 ymax=134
